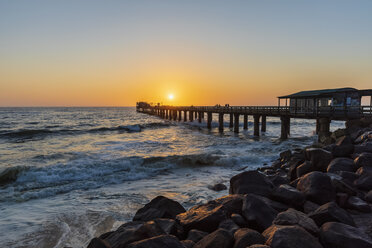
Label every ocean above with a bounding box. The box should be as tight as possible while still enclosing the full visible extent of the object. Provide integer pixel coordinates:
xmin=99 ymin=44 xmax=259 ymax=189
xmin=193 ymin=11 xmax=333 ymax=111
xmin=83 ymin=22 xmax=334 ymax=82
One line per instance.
xmin=0 ymin=107 xmax=344 ymax=247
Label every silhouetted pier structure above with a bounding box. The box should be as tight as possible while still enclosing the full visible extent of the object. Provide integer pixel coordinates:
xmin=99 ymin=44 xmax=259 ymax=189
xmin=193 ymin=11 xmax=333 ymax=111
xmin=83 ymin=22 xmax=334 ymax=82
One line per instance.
xmin=137 ymin=88 xmax=372 ymax=140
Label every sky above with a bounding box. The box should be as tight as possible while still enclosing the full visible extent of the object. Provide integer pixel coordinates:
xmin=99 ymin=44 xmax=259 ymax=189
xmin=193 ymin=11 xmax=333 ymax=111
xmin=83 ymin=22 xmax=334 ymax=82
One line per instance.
xmin=0 ymin=0 xmax=371 ymax=106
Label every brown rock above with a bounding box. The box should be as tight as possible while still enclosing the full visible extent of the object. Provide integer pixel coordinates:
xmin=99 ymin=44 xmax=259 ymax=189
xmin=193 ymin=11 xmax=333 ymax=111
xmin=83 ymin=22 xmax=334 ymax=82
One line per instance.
xmin=194 ymin=228 xmax=234 ymax=248
xmin=233 ymin=228 xmax=265 ymax=248
xmin=229 ymin=171 xmax=274 ymax=197
xmin=273 ymin=208 xmax=319 ymax=235
xmin=308 ymin=202 xmax=355 ymax=227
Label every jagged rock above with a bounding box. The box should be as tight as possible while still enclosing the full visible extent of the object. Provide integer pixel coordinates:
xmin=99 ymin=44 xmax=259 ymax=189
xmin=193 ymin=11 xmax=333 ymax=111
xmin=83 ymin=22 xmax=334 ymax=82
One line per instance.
xmin=180 ymin=240 xmax=194 ymax=248
xmin=354 ymin=152 xmax=372 ymax=168
xmin=319 ymin=222 xmax=372 ymax=248
xmin=263 ymin=225 xmax=323 ymax=248
xmin=133 ymin=196 xmax=186 ymax=221
xmin=296 ymin=161 xmax=315 ymax=178
xmin=303 ymin=201 xmax=320 ymax=214
xmin=213 ymin=194 xmax=245 ymax=215
xmin=87 ymin=238 xmax=111 ymax=248
xmin=308 ymin=202 xmax=355 ymax=227
xmin=354 ymin=173 xmax=372 ymax=190
xmin=273 ymin=208 xmax=319 ymax=235
xmin=194 ymin=228 xmax=234 ymax=248
xmin=210 ymin=183 xmax=227 ymax=191
xmin=229 ymin=171 xmax=274 ymax=197
xmin=287 ymin=157 xmax=305 ymax=181
xmin=218 ymin=219 xmax=240 ymax=234
xmin=327 ymin=158 xmax=355 ymax=173
xmin=305 ymin=148 xmax=333 ymax=172
xmin=297 ymin=171 xmax=336 ymax=205
xmin=231 ymin=213 xmax=247 ymax=227
xmin=242 ymin=194 xmax=278 ymax=232
xmin=269 ymin=184 xmax=305 ymax=208
xmin=233 ymin=228 xmax=265 ymax=248
xmin=345 ymin=196 xmax=371 ymax=213
xmin=126 ymin=234 xmax=184 ymax=248
xmin=186 ymin=229 xmax=208 ymax=243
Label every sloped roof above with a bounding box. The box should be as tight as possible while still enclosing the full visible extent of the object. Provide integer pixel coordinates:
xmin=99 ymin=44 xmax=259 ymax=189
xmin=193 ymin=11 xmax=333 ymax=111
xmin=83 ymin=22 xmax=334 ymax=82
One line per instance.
xmin=278 ymin=87 xmax=358 ymax=99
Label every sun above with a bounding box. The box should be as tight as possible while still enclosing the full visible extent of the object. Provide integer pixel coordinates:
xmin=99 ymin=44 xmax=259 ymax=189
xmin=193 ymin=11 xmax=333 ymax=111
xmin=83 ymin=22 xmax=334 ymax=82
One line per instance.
xmin=168 ymin=94 xmax=174 ymax=100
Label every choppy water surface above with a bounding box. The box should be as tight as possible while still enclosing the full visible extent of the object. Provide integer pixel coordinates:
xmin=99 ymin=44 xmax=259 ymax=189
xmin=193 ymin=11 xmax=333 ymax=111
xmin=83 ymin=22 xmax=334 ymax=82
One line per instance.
xmin=0 ymin=107 xmax=344 ymax=247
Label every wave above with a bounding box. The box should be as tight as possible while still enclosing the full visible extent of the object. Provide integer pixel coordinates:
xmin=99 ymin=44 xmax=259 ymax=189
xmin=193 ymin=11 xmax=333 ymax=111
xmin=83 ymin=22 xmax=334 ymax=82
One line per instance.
xmin=0 ymin=122 xmax=171 ymax=141
xmin=0 ymin=166 xmax=29 ymax=186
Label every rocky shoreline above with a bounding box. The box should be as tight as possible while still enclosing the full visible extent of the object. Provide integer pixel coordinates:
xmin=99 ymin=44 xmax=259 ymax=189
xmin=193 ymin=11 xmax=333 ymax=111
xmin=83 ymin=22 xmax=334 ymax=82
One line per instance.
xmin=87 ymin=118 xmax=372 ymax=248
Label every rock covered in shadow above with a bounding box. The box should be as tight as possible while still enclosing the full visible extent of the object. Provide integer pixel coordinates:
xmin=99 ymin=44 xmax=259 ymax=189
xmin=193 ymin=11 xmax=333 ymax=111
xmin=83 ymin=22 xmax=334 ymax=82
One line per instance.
xmin=269 ymin=184 xmax=305 ymax=208
xmin=273 ymin=208 xmax=319 ymax=235
xmin=263 ymin=225 xmax=323 ymax=248
xmin=218 ymin=218 xmax=240 ymax=235
xmin=354 ymin=172 xmax=372 ymax=191
xmin=296 ymin=171 xmax=336 ymax=205
xmin=231 ymin=213 xmax=247 ymax=227
xmin=354 ymin=152 xmax=372 ymax=168
xmin=327 ymin=158 xmax=355 ymax=173
xmin=180 ymin=240 xmax=195 ymax=248
xmin=186 ymin=229 xmax=208 ymax=243
xmin=242 ymin=194 xmax=278 ymax=232
xmin=308 ymin=202 xmax=355 ymax=227
xmin=331 ymin=136 xmax=354 ymax=157
xmin=319 ymin=222 xmax=372 ymax=248
xmin=305 ymin=148 xmax=333 ymax=172
xmin=87 ymin=238 xmax=111 ymax=248
xmin=209 ymin=183 xmax=227 ymax=191
xmin=133 ymin=196 xmax=186 ymax=221
xmin=229 ymin=171 xmax=274 ymax=197
xmin=194 ymin=228 xmax=234 ymax=248
xmin=126 ymin=234 xmax=184 ymax=248
xmin=296 ymin=161 xmax=315 ymax=178
xmin=345 ymin=196 xmax=371 ymax=213
xmin=233 ymin=228 xmax=265 ymax=248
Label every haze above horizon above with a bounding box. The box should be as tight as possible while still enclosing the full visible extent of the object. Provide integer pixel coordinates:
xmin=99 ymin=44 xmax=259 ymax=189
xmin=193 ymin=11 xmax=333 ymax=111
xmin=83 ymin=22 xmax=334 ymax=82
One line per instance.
xmin=1 ymin=0 xmax=372 ymax=107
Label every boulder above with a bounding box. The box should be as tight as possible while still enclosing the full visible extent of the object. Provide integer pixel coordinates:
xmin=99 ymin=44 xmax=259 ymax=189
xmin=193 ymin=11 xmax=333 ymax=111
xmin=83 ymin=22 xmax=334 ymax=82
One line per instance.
xmin=103 ymin=221 xmax=144 ymax=248
xmin=87 ymin=238 xmax=111 ymax=248
xmin=269 ymin=174 xmax=290 ymax=187
xmin=218 ymin=219 xmax=240 ymax=235
xmin=194 ymin=228 xmax=234 ymax=248
xmin=210 ymin=183 xmax=227 ymax=191
xmin=231 ymin=213 xmax=247 ymax=227
xmin=186 ymin=229 xmax=208 ymax=243
xmin=355 ymin=131 xmax=372 ymax=144
xmin=126 ymin=235 xmax=184 ymax=248
xmin=327 ymin=158 xmax=355 ymax=173
xmin=354 ymin=143 xmax=372 ymax=154
xmin=354 ymin=152 xmax=372 ymax=168
xmin=229 ymin=171 xmax=274 ymax=197
xmin=345 ymin=196 xmax=371 ymax=213
xmin=339 ymin=171 xmax=360 ymax=185
xmin=133 ymin=196 xmax=186 ymax=221
xmin=273 ymin=208 xmax=319 ymax=235
xmin=254 ymin=194 xmax=290 ymax=212
xmin=336 ymin=193 xmax=349 ymax=208
xmin=296 ymin=171 xmax=336 ymax=205
xmin=366 ymin=190 xmax=372 ymax=203
xmin=319 ymin=222 xmax=372 ymax=248
xmin=354 ymin=173 xmax=372 ymax=190
xmin=263 ymin=225 xmax=323 ymax=248
xmin=356 ymin=166 xmax=372 ymax=176
xmin=287 ymin=157 xmax=306 ymax=181
xmin=331 ymin=136 xmax=354 ymax=157
xmin=233 ymin=228 xmax=265 ymax=248
xmin=305 ymin=148 xmax=333 ymax=172
xmin=330 ymin=177 xmax=357 ymax=196
xmin=242 ymin=194 xmax=278 ymax=232
xmin=280 ymin=150 xmax=292 ymax=162
xmin=213 ymin=194 xmax=245 ymax=215
xmin=308 ymin=202 xmax=355 ymax=227
xmin=296 ymin=161 xmax=315 ymax=178
xmin=180 ymin=240 xmax=194 ymax=248
xmin=269 ymin=184 xmax=305 ymax=208
xmin=303 ymin=201 xmax=320 ymax=214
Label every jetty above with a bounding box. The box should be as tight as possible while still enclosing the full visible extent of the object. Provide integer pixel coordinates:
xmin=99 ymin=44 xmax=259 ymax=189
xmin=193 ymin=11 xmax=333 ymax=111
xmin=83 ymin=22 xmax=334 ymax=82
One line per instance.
xmin=137 ymin=88 xmax=372 ymax=140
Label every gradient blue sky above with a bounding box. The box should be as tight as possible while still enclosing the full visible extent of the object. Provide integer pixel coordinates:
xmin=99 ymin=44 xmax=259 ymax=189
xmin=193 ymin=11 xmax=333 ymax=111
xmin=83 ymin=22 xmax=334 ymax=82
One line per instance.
xmin=1 ymin=0 xmax=371 ymax=106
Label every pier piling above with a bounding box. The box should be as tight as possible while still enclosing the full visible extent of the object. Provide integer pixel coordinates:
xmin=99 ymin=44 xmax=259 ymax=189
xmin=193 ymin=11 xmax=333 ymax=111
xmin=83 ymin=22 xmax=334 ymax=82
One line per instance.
xmin=261 ymin=115 xmax=266 ymax=132
xmin=219 ymin=113 xmax=224 ymax=132
xmin=207 ymin=112 xmax=212 ymax=129
xmin=229 ymin=113 xmax=234 ymax=128
xmin=280 ymin=116 xmax=290 ymax=139
xmin=234 ymin=113 xmax=240 ymax=133
xmin=243 ymin=114 xmax=248 ymax=130
xmin=254 ymin=115 xmax=260 ymax=136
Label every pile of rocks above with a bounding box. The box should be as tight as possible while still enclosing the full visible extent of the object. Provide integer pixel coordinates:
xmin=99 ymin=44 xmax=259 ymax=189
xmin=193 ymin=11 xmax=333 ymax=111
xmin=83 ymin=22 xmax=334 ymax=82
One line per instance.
xmin=87 ymin=119 xmax=372 ymax=248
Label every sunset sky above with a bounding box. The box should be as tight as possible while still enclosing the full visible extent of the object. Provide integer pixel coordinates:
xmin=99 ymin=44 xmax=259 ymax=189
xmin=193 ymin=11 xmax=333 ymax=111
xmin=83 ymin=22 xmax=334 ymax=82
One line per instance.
xmin=1 ymin=0 xmax=371 ymax=106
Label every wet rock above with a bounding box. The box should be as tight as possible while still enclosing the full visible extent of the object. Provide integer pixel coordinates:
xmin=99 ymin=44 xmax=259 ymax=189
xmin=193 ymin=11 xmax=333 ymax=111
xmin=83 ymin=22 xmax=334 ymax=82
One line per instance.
xmin=186 ymin=229 xmax=208 ymax=243
xmin=242 ymin=194 xmax=278 ymax=232
xmin=269 ymin=184 xmax=305 ymax=208
xmin=319 ymin=222 xmax=372 ymax=248
xmin=303 ymin=201 xmax=320 ymax=214
xmin=308 ymin=202 xmax=355 ymax=227
xmin=126 ymin=234 xmax=184 ymax=248
xmin=280 ymin=150 xmax=292 ymax=162
xmin=354 ymin=173 xmax=372 ymax=190
xmin=327 ymin=158 xmax=355 ymax=173
xmin=231 ymin=213 xmax=247 ymax=227
xmin=273 ymin=208 xmax=319 ymax=235
xmin=180 ymin=240 xmax=194 ymax=248
xmin=229 ymin=171 xmax=274 ymax=197
xmin=354 ymin=152 xmax=372 ymax=168
xmin=263 ymin=225 xmax=323 ymax=248
xmin=345 ymin=196 xmax=371 ymax=213
xmin=305 ymin=148 xmax=333 ymax=172
xmin=210 ymin=183 xmax=227 ymax=191
xmin=233 ymin=228 xmax=265 ymax=248
xmin=219 ymin=219 xmax=240 ymax=235
xmin=87 ymin=238 xmax=111 ymax=248
xmin=194 ymin=228 xmax=234 ymax=248
xmin=296 ymin=161 xmax=315 ymax=178
xmin=133 ymin=196 xmax=186 ymax=221
xmin=297 ymin=171 xmax=336 ymax=205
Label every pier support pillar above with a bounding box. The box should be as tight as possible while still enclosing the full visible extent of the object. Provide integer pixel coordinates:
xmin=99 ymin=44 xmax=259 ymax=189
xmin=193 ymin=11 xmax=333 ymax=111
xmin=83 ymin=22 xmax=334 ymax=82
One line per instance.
xmin=184 ymin=111 xmax=187 ymax=121
xmin=178 ymin=111 xmax=182 ymax=121
xmin=229 ymin=113 xmax=234 ymax=128
xmin=318 ymin=118 xmax=331 ymax=142
xmin=189 ymin=111 xmax=194 ymax=122
xmin=219 ymin=113 xmax=224 ymax=132
xmin=195 ymin=111 xmax=198 ymax=119
xmin=165 ymin=110 xmax=168 ymax=119
xmin=254 ymin=115 xmax=260 ymax=136
xmin=316 ymin=119 xmax=320 ymax=134
xmin=243 ymin=114 xmax=248 ymax=130
xmin=169 ymin=110 xmax=172 ymax=120
xmin=234 ymin=113 xmax=240 ymax=133
xmin=174 ymin=110 xmax=177 ymax=121
xmin=280 ymin=116 xmax=290 ymax=139
xmin=198 ymin=112 xmax=202 ymax=123
xmin=261 ymin=115 xmax=266 ymax=132
xmin=202 ymin=112 xmax=205 ymax=119
xmin=207 ymin=112 xmax=212 ymax=129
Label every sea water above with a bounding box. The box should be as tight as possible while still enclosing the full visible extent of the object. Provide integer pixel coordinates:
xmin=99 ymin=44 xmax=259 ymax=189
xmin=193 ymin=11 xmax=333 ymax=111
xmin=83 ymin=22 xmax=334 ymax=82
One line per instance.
xmin=0 ymin=107 xmax=344 ymax=247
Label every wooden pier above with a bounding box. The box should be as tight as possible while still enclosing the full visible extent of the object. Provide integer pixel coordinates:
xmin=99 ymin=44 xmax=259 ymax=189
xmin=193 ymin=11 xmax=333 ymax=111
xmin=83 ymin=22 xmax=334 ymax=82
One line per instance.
xmin=136 ymin=88 xmax=372 ymax=140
